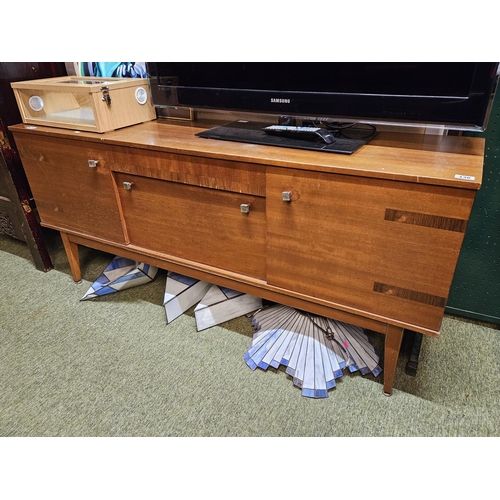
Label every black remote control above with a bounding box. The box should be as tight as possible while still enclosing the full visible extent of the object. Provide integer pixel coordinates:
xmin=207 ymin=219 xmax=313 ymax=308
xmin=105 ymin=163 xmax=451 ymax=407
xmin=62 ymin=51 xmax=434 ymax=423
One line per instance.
xmin=263 ymin=124 xmax=336 ymax=144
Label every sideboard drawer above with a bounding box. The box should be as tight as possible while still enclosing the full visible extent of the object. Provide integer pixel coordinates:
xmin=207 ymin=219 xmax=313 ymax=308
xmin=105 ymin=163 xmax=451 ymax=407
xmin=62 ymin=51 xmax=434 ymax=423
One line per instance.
xmin=115 ymin=172 xmax=266 ymax=279
xmin=109 ymin=146 xmax=266 ymax=197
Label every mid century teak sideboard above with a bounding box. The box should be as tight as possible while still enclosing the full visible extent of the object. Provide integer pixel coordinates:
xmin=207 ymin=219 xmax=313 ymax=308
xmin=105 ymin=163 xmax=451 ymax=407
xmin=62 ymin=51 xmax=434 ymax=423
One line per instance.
xmin=10 ymin=119 xmax=485 ymax=396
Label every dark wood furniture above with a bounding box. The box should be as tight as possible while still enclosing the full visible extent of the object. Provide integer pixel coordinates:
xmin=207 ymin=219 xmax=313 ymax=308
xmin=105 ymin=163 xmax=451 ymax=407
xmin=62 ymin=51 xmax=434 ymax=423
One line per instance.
xmin=10 ymin=119 xmax=485 ymax=395
xmin=0 ymin=62 xmax=67 ymax=271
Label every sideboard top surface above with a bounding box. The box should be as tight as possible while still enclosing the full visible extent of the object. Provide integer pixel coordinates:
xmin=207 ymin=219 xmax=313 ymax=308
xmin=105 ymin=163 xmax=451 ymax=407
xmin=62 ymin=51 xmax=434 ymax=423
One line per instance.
xmin=9 ymin=119 xmax=485 ymax=189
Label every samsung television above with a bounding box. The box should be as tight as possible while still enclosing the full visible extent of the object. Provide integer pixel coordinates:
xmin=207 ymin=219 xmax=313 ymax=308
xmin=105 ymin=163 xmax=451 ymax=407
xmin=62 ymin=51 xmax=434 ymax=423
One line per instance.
xmin=146 ymin=62 xmax=499 ymax=154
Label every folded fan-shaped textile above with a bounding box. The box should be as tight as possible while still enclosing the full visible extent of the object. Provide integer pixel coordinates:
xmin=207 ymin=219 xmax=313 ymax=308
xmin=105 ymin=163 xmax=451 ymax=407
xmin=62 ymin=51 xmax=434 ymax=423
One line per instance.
xmin=246 ymin=305 xmax=382 ymax=398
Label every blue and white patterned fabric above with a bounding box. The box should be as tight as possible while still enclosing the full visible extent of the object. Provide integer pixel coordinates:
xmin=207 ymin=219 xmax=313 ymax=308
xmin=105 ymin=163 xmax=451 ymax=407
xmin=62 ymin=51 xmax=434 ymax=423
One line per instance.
xmin=246 ymin=305 xmax=382 ymax=398
xmin=163 ymin=272 xmax=211 ymax=324
xmin=194 ymin=284 xmax=262 ymax=331
xmin=80 ymin=256 xmax=158 ymax=301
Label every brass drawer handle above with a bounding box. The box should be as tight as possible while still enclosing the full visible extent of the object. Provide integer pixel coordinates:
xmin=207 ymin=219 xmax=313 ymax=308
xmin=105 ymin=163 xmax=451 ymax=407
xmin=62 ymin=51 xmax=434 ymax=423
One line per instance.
xmin=240 ymin=203 xmax=250 ymax=214
xmin=282 ymin=191 xmax=292 ymax=202
xmin=88 ymin=160 xmax=99 ymax=168
xmin=123 ymin=181 xmax=134 ymax=190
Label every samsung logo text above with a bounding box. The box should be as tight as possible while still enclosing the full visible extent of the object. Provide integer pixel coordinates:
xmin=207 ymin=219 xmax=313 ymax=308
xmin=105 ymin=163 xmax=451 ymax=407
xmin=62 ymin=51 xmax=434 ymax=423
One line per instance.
xmin=271 ymin=98 xmax=290 ymax=103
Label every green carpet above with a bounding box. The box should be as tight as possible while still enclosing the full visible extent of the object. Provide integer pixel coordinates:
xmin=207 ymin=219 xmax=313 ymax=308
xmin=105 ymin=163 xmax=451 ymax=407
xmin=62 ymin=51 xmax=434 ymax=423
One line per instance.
xmin=1 ymin=230 xmax=499 ymax=437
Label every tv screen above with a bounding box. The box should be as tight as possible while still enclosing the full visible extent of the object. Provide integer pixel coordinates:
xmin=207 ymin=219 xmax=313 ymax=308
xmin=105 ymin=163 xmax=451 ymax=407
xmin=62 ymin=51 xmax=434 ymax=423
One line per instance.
xmin=147 ymin=62 xmax=499 ymax=132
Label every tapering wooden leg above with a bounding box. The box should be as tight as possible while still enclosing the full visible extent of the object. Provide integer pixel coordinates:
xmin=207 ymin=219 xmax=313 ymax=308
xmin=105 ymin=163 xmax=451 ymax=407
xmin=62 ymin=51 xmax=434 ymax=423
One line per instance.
xmin=60 ymin=232 xmax=81 ymax=282
xmin=383 ymin=324 xmax=404 ymax=396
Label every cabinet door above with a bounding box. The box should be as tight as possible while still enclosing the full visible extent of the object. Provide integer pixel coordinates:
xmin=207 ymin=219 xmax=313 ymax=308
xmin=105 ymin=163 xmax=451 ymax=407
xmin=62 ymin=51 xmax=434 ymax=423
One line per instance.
xmin=13 ymin=134 xmax=126 ymax=243
xmin=115 ymin=172 xmax=266 ymax=279
xmin=266 ymin=167 xmax=475 ymax=332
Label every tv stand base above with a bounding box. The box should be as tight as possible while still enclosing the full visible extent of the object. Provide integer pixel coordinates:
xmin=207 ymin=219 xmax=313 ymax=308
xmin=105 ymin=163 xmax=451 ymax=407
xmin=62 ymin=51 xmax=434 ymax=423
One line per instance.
xmin=196 ymin=120 xmax=375 ymax=154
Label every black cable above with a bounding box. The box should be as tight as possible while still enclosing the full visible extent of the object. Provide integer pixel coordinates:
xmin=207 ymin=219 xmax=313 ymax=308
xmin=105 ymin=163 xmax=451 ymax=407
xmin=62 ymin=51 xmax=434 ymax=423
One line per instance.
xmin=320 ymin=121 xmax=378 ymax=140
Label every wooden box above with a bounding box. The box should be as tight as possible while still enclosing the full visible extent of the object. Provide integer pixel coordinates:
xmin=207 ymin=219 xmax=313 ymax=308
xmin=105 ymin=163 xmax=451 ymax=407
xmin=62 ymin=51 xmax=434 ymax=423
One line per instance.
xmin=10 ymin=76 xmax=156 ymax=133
